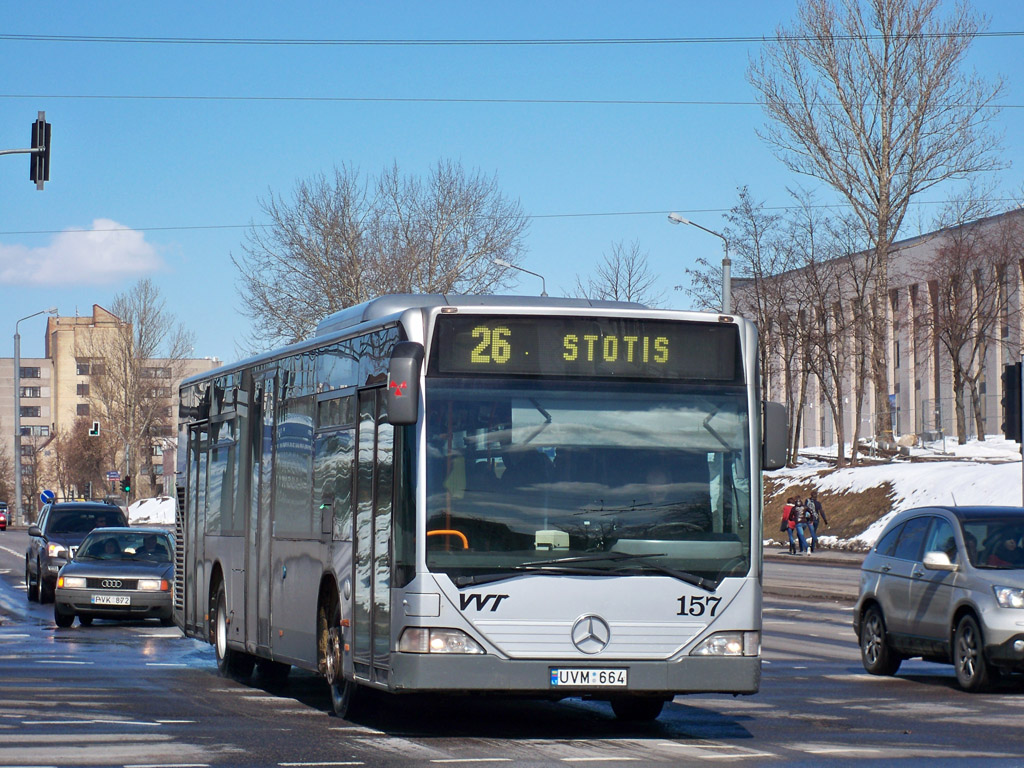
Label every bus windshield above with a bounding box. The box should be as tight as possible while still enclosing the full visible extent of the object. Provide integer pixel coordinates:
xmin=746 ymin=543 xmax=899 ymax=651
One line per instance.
xmin=424 ymin=379 xmax=752 ymax=584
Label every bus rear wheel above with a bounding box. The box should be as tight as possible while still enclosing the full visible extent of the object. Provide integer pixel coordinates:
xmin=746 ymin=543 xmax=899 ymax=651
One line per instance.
xmin=213 ymin=582 xmax=255 ymax=680
xmin=610 ymin=695 xmax=666 ymax=721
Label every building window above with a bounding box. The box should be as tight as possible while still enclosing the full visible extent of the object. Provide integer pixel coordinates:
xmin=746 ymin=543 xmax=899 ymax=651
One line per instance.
xmin=151 ymin=445 xmax=164 ymax=457
xmin=20 ymin=406 xmax=40 ymax=418
xmin=19 ymin=425 xmax=49 ymax=437
xmin=143 ymin=367 xmax=171 ymax=379
xmin=148 ymin=386 xmax=171 ymax=398
xmin=19 ymin=386 xmax=41 ymax=398
xmin=894 ymin=340 xmax=901 ymax=369
xmin=76 ymin=360 xmax=91 ymax=376
xmin=20 ymin=445 xmax=34 ymax=457
xmin=76 ymin=404 xmax=90 ymax=416
xmin=91 ymin=362 xmax=105 ymax=376
xmin=76 ymin=383 xmax=90 ymax=397
xmin=19 ymin=366 xmax=41 ymax=379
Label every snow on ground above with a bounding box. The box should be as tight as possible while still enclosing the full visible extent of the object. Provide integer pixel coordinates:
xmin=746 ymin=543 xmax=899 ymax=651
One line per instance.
xmin=128 ymin=495 xmax=176 ymax=526
xmin=771 ymin=435 xmax=1023 ymax=548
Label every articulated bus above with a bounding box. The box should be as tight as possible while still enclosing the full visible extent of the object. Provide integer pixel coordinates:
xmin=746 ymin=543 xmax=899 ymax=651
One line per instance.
xmin=175 ymin=294 xmax=787 ymax=721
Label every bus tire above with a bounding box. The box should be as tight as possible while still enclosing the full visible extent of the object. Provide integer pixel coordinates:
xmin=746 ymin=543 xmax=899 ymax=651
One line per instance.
xmin=213 ymin=582 xmax=255 ymax=680
xmin=610 ymin=695 xmax=666 ymax=721
xmin=321 ymin=596 xmax=359 ymax=718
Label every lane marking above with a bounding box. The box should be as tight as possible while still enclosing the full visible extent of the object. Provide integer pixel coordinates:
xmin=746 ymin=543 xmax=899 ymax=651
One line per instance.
xmin=429 ymin=761 xmax=512 ymax=764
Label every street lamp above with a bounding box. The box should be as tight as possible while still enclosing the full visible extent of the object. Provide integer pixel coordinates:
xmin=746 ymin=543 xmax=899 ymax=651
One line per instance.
xmin=668 ymin=212 xmax=731 ymax=314
xmin=493 ymin=258 xmax=548 ymax=297
xmin=14 ymin=307 xmax=57 ymax=525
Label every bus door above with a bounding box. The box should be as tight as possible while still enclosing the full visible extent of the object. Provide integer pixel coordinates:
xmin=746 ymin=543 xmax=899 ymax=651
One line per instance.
xmin=185 ymin=423 xmax=208 ymax=635
xmin=245 ymin=371 xmax=276 ymax=653
xmin=352 ymin=387 xmax=394 ymax=683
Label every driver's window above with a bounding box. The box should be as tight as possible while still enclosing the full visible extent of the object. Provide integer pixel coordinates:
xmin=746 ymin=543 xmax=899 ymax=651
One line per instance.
xmin=924 ymin=518 xmax=957 ymax=563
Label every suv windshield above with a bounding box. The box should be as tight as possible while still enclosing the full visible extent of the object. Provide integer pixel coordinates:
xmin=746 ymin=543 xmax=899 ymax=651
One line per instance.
xmin=48 ymin=508 xmax=126 ymax=534
xmin=961 ymin=516 xmax=1024 ymax=569
xmin=424 ymin=379 xmax=751 ymax=584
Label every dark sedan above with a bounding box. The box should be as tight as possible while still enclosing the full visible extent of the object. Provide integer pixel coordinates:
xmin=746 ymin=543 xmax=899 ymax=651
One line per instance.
xmin=54 ymin=527 xmax=174 ymax=628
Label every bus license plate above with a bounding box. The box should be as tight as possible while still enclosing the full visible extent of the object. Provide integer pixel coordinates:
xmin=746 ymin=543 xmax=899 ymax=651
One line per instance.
xmin=91 ymin=595 xmax=130 ymax=606
xmin=550 ymin=668 xmax=627 ymax=687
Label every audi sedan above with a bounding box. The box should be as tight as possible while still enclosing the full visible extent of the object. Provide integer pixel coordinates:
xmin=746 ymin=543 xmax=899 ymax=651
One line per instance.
xmin=855 ymin=506 xmax=1024 ymax=691
xmin=54 ymin=527 xmax=174 ymax=628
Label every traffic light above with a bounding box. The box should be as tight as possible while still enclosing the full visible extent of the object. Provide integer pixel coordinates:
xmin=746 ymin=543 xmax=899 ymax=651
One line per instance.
xmin=121 ymin=476 xmax=132 ymax=494
xmin=84 ymin=481 xmax=92 ymax=500
xmin=1001 ymin=362 xmax=1021 ymax=443
xmin=29 ymin=112 xmax=51 ymax=188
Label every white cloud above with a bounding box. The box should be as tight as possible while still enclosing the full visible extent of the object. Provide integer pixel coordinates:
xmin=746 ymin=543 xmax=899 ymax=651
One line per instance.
xmin=0 ymin=219 xmax=162 ymax=285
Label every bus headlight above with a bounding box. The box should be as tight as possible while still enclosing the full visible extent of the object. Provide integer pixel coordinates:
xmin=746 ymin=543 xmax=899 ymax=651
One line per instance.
xmin=690 ymin=631 xmax=760 ymax=657
xmin=398 ymin=627 xmax=485 ymax=654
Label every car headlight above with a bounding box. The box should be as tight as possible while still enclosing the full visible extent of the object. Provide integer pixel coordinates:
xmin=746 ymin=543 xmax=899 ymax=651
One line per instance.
xmin=137 ymin=579 xmax=170 ymax=592
xmin=47 ymin=542 xmax=68 ymax=558
xmin=994 ymin=586 xmax=1024 ymax=609
xmin=690 ymin=631 xmax=760 ymax=657
xmin=398 ymin=627 xmax=485 ymax=654
xmin=58 ymin=576 xmax=86 ymax=589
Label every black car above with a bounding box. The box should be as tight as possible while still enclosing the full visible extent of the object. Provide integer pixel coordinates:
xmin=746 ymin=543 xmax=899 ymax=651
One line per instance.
xmin=25 ymin=502 xmax=127 ymax=603
xmin=54 ymin=527 xmax=174 ymax=627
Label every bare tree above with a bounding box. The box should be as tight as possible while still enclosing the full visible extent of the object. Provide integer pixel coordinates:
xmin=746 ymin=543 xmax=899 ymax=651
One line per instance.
xmin=748 ymin=0 xmax=1005 ymax=439
xmin=574 ymin=240 xmax=664 ymax=305
xmin=52 ymin=418 xmax=113 ymax=500
xmin=85 ymin=279 xmax=195 ymax=503
xmin=0 ymin=415 xmax=13 ymax=504
xmin=234 ymin=160 xmax=529 ymax=349
xmin=915 ymin=194 xmax=1024 ymax=443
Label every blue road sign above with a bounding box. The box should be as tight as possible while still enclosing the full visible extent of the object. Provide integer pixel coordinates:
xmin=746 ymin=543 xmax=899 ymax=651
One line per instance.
xmin=40 ymin=489 xmax=55 ymax=504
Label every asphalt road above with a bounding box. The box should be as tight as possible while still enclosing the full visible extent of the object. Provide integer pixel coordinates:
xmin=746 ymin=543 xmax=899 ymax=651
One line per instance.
xmin=2 ymin=529 xmax=1024 ymax=767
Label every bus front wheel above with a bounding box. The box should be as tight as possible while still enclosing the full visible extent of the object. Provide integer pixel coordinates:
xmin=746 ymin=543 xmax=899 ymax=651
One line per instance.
xmin=610 ymin=695 xmax=666 ymax=721
xmin=321 ymin=597 xmax=360 ymax=718
xmin=213 ymin=582 xmax=255 ymax=680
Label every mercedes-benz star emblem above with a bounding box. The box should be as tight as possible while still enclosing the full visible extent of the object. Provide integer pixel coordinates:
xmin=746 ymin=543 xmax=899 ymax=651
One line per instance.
xmin=571 ymin=614 xmax=611 ymax=654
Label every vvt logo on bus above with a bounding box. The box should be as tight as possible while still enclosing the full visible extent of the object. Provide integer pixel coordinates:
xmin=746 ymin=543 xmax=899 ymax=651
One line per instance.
xmin=459 ymin=593 xmax=509 ymax=612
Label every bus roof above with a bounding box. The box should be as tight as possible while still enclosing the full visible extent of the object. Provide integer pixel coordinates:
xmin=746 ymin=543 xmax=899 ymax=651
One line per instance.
xmin=313 ymin=294 xmax=645 ymax=337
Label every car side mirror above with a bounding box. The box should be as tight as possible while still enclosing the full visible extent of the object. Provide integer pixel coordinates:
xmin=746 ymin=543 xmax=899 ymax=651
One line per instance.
xmin=28 ymin=524 xmax=41 ymax=537
xmin=923 ymin=550 xmax=958 ymax=571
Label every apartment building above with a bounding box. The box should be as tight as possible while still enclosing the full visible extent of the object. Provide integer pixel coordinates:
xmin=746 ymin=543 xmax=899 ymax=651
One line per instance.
xmin=2 ymin=305 xmax=220 ymax=518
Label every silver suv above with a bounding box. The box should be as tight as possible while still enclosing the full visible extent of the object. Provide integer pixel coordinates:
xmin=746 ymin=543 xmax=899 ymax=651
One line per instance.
xmin=854 ymin=505 xmax=1024 ymax=692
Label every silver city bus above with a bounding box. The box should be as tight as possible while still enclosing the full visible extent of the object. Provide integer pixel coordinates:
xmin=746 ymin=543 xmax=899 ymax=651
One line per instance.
xmin=175 ymin=294 xmax=787 ymax=720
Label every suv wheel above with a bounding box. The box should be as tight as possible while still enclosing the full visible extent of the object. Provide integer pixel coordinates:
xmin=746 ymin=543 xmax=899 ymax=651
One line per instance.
xmin=954 ymin=614 xmax=995 ymax=692
xmin=859 ymin=605 xmax=903 ymax=676
xmin=26 ymin=561 xmax=39 ymax=602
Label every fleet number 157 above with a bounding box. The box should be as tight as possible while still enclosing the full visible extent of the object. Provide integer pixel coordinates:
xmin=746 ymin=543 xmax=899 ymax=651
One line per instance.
xmin=677 ymin=595 xmax=721 ymax=616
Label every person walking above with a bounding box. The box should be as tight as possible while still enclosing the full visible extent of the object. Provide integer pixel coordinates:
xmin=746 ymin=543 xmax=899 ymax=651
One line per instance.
xmin=780 ymin=498 xmax=796 ymax=554
xmin=793 ymin=497 xmax=809 ymax=555
xmin=806 ymin=490 xmax=827 ymax=553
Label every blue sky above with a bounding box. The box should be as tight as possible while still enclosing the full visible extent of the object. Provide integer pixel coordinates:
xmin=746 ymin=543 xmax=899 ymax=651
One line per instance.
xmin=2 ymin=1 xmax=1022 ymax=361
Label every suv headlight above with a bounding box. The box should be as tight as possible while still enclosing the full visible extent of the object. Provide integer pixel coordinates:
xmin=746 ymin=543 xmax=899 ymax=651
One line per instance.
xmin=690 ymin=631 xmax=761 ymax=657
xmin=994 ymin=586 xmax=1024 ymax=609
xmin=398 ymin=627 xmax=485 ymax=654
xmin=47 ymin=542 xmax=68 ymax=558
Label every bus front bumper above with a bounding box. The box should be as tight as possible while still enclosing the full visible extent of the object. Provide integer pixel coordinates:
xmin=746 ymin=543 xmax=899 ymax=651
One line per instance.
xmin=389 ymin=653 xmax=760 ymax=695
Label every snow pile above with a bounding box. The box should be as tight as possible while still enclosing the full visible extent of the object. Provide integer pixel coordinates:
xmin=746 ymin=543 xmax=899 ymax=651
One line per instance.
xmin=128 ymin=496 xmax=177 ymax=527
xmin=771 ymin=436 xmax=1022 ymax=548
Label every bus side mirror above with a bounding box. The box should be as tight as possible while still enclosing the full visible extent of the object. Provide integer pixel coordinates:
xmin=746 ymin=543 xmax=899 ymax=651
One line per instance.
xmin=386 ymin=341 xmax=424 ymax=425
xmin=762 ymin=401 xmax=788 ymax=470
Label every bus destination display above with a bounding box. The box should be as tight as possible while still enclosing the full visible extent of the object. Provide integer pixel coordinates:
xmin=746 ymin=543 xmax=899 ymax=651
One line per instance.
xmin=432 ymin=315 xmax=742 ymax=381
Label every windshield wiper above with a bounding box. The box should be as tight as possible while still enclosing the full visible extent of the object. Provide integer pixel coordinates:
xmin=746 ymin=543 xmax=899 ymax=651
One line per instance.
xmin=452 ymin=564 xmax=616 ymax=587
xmin=611 ymin=561 xmax=719 ymax=592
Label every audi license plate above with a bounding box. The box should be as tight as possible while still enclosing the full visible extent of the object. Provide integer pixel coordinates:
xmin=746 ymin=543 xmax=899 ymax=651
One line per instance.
xmin=91 ymin=595 xmax=130 ymax=606
xmin=550 ymin=668 xmax=627 ymax=687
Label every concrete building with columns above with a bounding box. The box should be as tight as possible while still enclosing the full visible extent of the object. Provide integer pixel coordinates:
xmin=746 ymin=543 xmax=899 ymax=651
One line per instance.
xmin=737 ymin=207 xmax=1024 ymax=450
